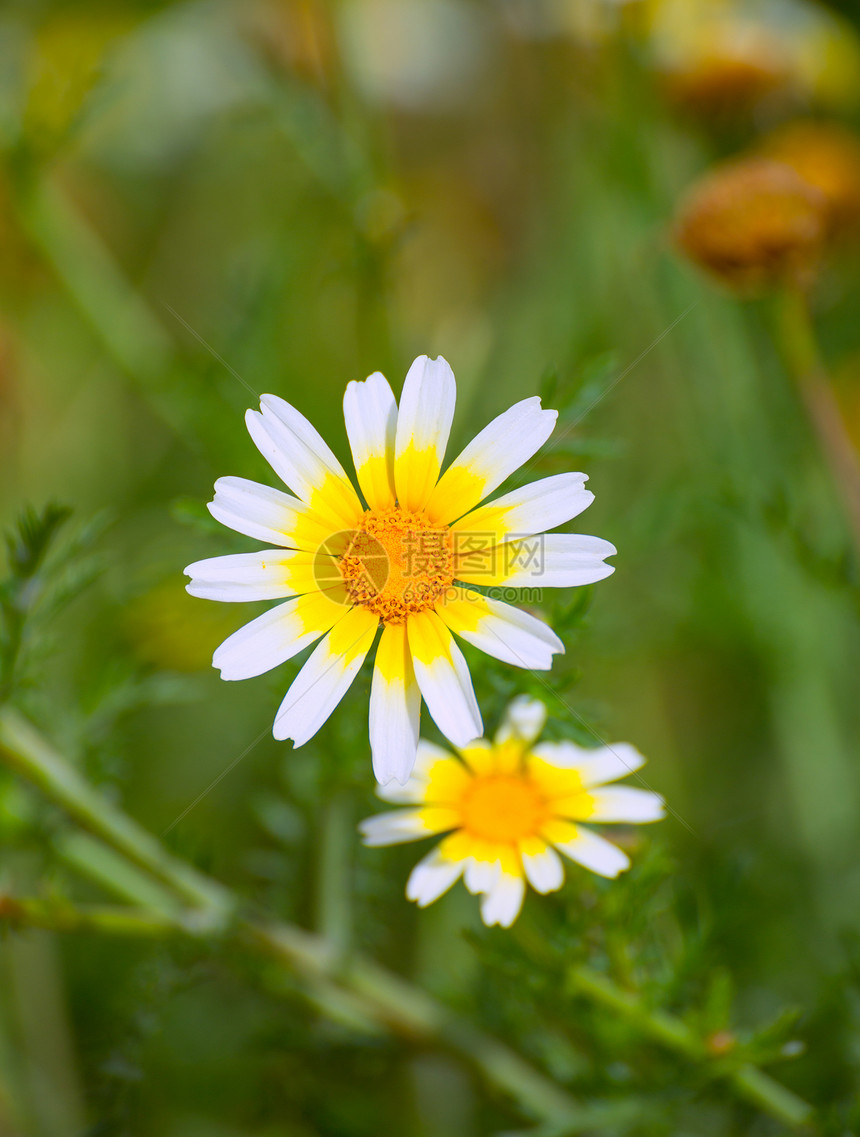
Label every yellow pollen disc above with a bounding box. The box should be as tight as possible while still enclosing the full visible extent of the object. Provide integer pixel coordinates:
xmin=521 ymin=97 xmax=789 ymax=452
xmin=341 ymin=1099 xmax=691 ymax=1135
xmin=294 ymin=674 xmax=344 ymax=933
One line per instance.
xmin=461 ymin=775 xmax=546 ymax=843
xmin=338 ymin=507 xmax=454 ymax=624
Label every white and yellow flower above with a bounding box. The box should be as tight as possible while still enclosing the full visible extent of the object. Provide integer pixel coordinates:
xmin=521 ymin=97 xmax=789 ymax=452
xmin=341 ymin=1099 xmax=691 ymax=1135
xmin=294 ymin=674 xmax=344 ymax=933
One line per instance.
xmin=360 ymin=697 xmax=664 ymax=927
xmin=184 ymin=356 xmax=616 ymax=783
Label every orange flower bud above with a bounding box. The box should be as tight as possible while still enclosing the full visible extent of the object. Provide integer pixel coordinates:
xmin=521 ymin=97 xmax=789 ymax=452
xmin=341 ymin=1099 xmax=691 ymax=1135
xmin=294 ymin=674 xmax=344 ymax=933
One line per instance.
xmin=675 ymin=158 xmax=826 ymax=292
xmin=706 ymin=1030 xmax=736 ymax=1056
xmin=646 ymin=0 xmax=860 ymax=118
xmin=662 ymin=38 xmax=791 ymax=118
xmin=760 ymin=120 xmax=860 ymax=234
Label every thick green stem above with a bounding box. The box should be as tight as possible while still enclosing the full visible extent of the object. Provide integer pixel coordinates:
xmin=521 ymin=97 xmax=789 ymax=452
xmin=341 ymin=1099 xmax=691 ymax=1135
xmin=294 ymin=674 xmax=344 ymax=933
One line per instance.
xmin=775 ymin=287 xmax=860 ymax=557
xmin=568 ymin=967 xmax=815 ymax=1131
xmin=16 ymin=176 xmax=172 ymax=384
xmin=0 ymin=709 xmax=231 ymax=918
xmin=0 ymin=896 xmax=184 ymax=938
xmin=315 ymin=792 xmax=353 ymax=957
xmin=10 ymin=172 xmax=203 ymax=446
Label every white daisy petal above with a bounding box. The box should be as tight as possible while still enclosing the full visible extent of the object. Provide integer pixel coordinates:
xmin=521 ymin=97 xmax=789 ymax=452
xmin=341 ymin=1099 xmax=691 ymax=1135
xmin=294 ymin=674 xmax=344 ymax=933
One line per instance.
xmin=260 ymin=394 xmax=352 ymax=480
xmin=272 ymin=606 xmax=378 ymax=746
xmin=343 ymin=371 xmax=398 ymax=511
xmin=394 ymin=355 xmax=457 ymax=513
xmin=587 ymin=787 xmax=665 ymax=823
xmin=464 ymin=533 xmax=616 ymax=589
xmin=212 ymin=591 xmax=344 ymax=681
xmin=208 ymin=476 xmax=331 ymax=550
xmin=246 ymin=397 xmax=362 ymax=525
xmin=426 ymin=397 xmax=558 ymax=524
xmin=479 ymin=872 xmax=526 ymax=927
xmin=376 ymin=740 xmax=454 ymax=803
xmin=359 ymin=809 xmax=433 ymax=847
xmin=521 ymin=845 xmax=565 ymax=893
xmin=406 ymin=848 xmax=465 ymax=906
xmin=494 ymin=695 xmax=547 ymax=745
xmin=554 ymin=826 xmax=631 ymax=878
xmin=184 ymin=549 xmax=325 ymax=602
xmin=370 ymin=622 xmax=422 ymax=785
xmin=464 ymin=857 xmax=503 ymax=895
xmin=437 ymin=587 xmax=564 ymax=671
xmin=451 ymin=472 xmax=594 ymax=554
xmin=532 ymin=741 xmax=646 ymax=786
xmin=407 ymin=610 xmax=483 ymax=747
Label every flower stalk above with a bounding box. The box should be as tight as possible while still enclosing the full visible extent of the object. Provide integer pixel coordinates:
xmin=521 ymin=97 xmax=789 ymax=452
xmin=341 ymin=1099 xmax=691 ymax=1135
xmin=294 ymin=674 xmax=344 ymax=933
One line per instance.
xmin=0 ymin=708 xmax=231 ymax=918
xmin=774 ymin=286 xmax=860 ymax=558
xmin=0 ymin=896 xmax=185 ymax=938
xmin=567 ymin=967 xmax=815 ymax=1130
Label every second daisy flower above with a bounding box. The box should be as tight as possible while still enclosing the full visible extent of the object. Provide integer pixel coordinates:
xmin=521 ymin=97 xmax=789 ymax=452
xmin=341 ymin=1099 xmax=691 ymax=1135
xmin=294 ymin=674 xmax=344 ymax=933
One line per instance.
xmin=360 ymin=697 xmax=664 ymax=927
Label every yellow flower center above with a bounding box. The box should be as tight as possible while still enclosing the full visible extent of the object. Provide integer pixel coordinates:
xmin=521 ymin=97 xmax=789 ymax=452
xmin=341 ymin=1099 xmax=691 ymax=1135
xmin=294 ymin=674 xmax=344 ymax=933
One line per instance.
xmin=338 ymin=507 xmax=454 ymax=624
xmin=460 ymin=775 xmax=546 ymax=843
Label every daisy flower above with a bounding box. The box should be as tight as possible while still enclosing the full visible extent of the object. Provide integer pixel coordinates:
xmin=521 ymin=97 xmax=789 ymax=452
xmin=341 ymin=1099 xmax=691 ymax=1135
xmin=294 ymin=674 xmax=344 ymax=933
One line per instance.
xmin=184 ymin=356 xmax=616 ymax=783
xmin=359 ymin=697 xmax=664 ymax=927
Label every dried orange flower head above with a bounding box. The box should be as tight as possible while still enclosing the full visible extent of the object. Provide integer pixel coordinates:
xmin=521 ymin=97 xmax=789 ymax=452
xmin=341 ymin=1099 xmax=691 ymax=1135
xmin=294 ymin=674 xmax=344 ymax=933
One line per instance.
xmin=647 ymin=0 xmax=860 ymax=118
xmin=760 ymin=120 xmax=860 ymax=234
xmin=675 ymin=157 xmax=826 ymax=292
xmin=662 ymin=33 xmax=792 ymax=117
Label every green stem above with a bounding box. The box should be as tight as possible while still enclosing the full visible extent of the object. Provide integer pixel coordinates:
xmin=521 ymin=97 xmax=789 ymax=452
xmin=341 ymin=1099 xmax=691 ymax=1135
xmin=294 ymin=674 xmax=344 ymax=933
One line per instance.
xmin=568 ymin=967 xmax=815 ymax=1131
xmin=0 ymin=896 xmax=185 ymax=938
xmin=10 ymin=172 xmax=202 ymax=446
xmin=732 ymin=1065 xmax=816 ymax=1131
xmin=315 ymin=792 xmax=353 ymax=957
xmin=569 ymin=967 xmax=702 ymax=1056
xmin=0 ymin=709 xmax=231 ymax=918
xmin=16 ymin=176 xmax=172 ymax=383
xmin=775 ymin=287 xmax=820 ymax=378
xmin=54 ymin=830 xmax=187 ymax=916
xmin=774 ymin=287 xmax=860 ymax=557
xmin=0 ymin=506 xmax=72 ymax=704
xmin=242 ymin=918 xmax=594 ymax=1125
xmin=0 ymin=604 xmax=24 ymax=704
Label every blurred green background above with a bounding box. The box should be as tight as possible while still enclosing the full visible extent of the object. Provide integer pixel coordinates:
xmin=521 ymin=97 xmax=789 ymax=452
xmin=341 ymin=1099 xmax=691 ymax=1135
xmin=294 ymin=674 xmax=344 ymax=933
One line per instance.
xmin=3 ymin=0 xmax=860 ymax=1133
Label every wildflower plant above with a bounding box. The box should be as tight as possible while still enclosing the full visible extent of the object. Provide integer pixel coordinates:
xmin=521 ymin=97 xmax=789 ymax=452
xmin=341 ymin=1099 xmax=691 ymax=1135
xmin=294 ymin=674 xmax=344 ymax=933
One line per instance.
xmin=2 ymin=3 xmax=860 ymax=1134
xmin=0 ymin=502 xmax=830 ymax=1135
